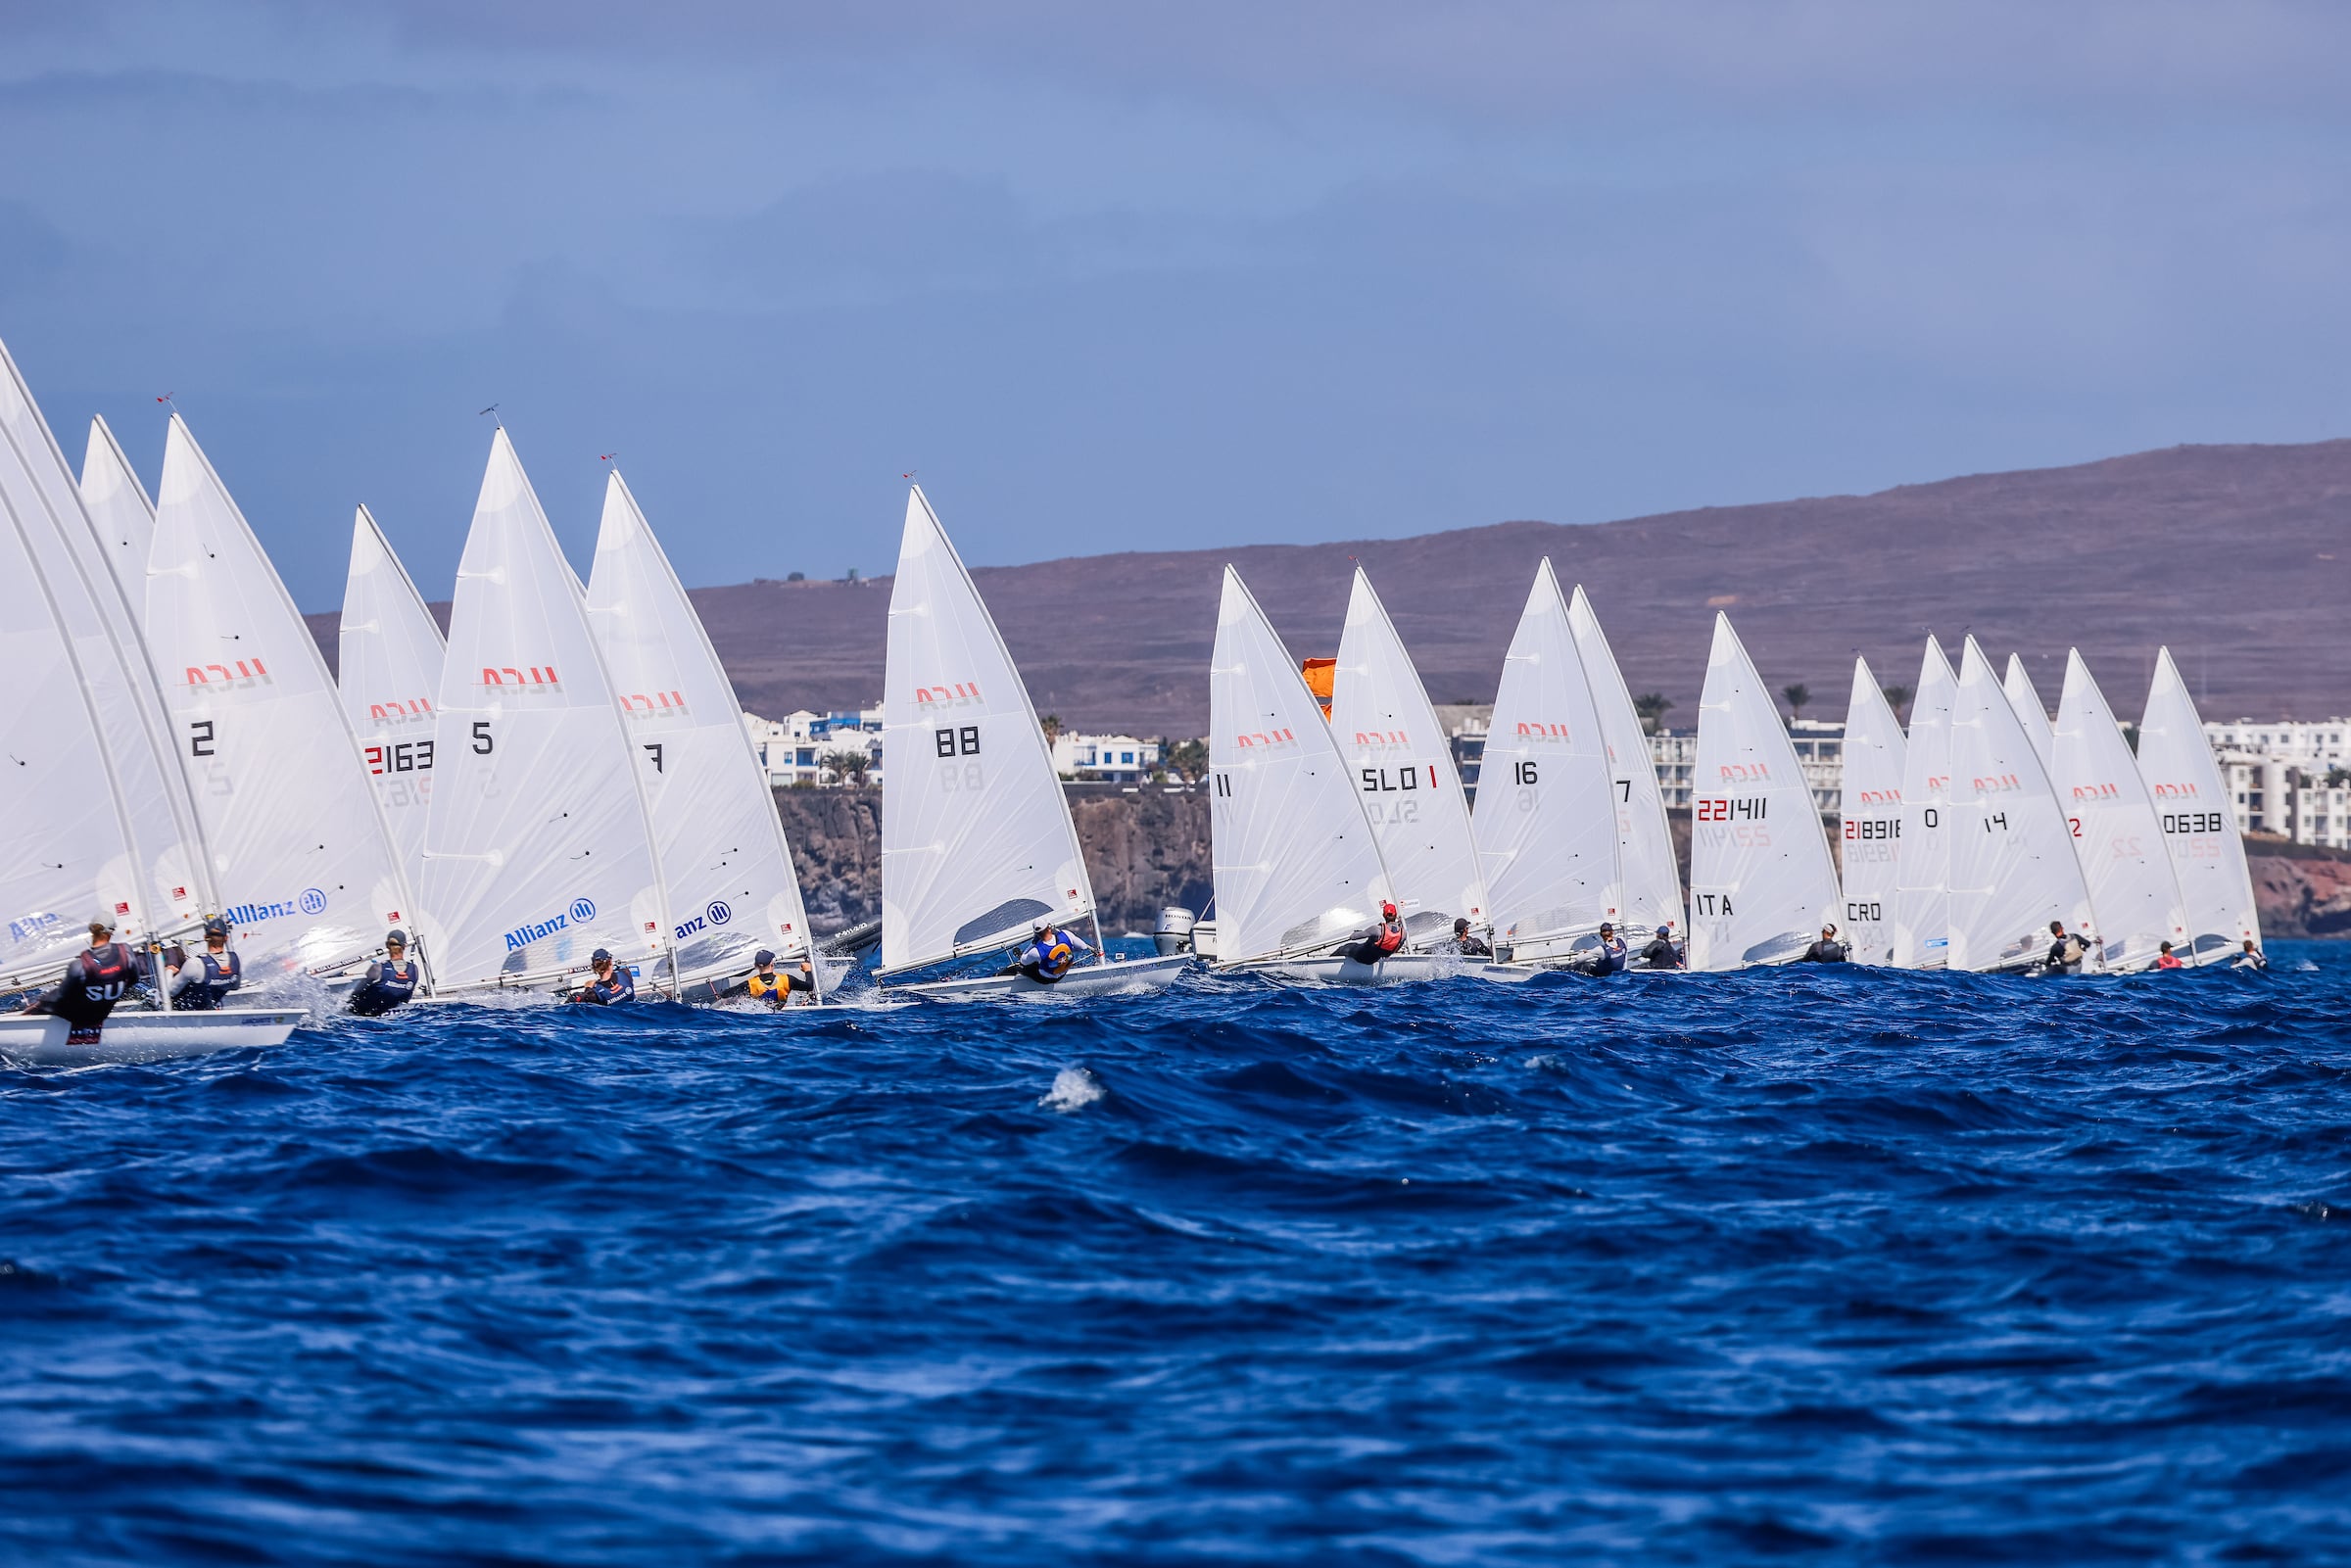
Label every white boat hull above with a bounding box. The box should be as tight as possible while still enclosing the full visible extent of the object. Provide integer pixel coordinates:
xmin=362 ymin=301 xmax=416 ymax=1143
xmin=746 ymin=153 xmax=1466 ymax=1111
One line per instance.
xmin=0 ymin=1007 xmax=304 ymax=1067
xmin=893 ymin=953 xmax=1193 ymax=1001
xmin=1222 ymin=953 xmax=1534 ymax=986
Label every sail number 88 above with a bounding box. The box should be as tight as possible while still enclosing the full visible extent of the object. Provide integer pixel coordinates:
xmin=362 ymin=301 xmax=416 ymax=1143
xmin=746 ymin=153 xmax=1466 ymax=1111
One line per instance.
xmin=936 ymin=726 xmax=981 ymax=758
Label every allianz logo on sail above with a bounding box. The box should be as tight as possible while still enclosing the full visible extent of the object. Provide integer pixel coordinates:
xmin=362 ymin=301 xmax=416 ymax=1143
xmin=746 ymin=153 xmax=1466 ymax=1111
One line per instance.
xmin=183 ymin=658 xmax=271 ymax=688
xmin=622 ymin=689 xmax=690 ymax=720
xmin=1233 ymin=727 xmax=1298 ymax=749
xmin=506 ymin=896 xmax=599 ymax=952
xmin=9 ymin=909 xmax=62 ymax=942
xmin=914 ymin=681 xmax=984 ymax=710
xmin=673 ymin=898 xmax=732 ymax=940
xmin=479 ymin=666 xmax=562 ymax=690
xmin=223 ymin=888 xmax=330 ymax=926
xmin=367 ymin=696 xmax=435 ymax=725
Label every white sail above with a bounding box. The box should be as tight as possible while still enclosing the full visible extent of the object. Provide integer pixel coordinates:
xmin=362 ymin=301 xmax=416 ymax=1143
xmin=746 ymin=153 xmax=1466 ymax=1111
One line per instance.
xmin=1688 ymin=614 xmax=1841 ymax=970
xmin=2051 ymin=649 xmax=2188 ymax=972
xmin=1210 ymin=565 xmax=1393 ymax=964
xmin=2003 ymin=653 xmax=2054 ymax=771
xmin=0 ymin=336 xmax=211 ymax=942
xmin=1568 ymin=584 xmax=1685 ymax=938
xmin=0 ymin=473 xmax=151 ymax=991
xmin=416 ymin=429 xmax=669 ymax=990
xmin=1473 ymin=561 xmax=1621 ymax=961
xmin=1330 ymin=565 xmax=1487 ymax=944
xmin=146 ymin=415 xmax=413 ymax=977
xmin=1838 ymin=657 xmax=1905 ymax=965
xmin=587 ymin=470 xmax=818 ymax=987
xmin=1892 ymin=638 xmax=1957 ymax=969
xmin=2136 ymin=646 xmax=2262 ymax=962
xmin=1945 ymin=638 xmax=2096 ymax=972
xmin=79 ymin=415 xmax=156 ymax=622
xmin=337 ymin=505 xmax=446 ymax=901
xmin=881 ymin=486 xmax=1090 ymax=975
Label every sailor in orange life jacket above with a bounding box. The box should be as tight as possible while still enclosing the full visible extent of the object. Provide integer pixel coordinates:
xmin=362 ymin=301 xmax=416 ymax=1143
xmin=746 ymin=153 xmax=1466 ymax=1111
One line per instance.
xmin=2156 ymin=940 xmax=2184 ymax=970
xmin=1006 ymin=923 xmax=1092 ymax=984
xmin=743 ymin=948 xmax=817 ymax=1006
xmin=1337 ymin=902 xmax=1408 ymax=966
xmin=19 ymin=911 xmax=144 ymax=1037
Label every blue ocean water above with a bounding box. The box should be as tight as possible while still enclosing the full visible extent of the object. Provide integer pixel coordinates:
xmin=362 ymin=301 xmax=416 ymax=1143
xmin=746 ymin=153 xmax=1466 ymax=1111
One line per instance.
xmin=4 ymin=947 xmax=2349 ymax=1565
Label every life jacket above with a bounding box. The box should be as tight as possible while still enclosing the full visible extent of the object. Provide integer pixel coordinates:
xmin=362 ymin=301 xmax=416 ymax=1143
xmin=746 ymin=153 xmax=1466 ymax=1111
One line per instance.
xmin=1372 ymin=918 xmax=1405 ymax=956
xmin=1032 ymin=932 xmax=1078 ymax=980
xmin=746 ymin=969 xmax=793 ymax=1004
xmin=586 ymin=967 xmax=636 ymax=1004
xmin=2156 ymin=953 xmax=2183 ymax=970
xmin=55 ymin=942 xmax=138 ymax=1032
xmin=180 ymin=949 xmax=242 ymax=1010
xmin=350 ymin=957 xmax=418 ymax=1016
xmin=2061 ymin=935 xmax=2087 ymax=966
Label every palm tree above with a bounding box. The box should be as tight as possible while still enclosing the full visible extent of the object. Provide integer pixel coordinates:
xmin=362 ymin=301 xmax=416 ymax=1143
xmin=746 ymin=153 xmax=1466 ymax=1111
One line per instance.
xmin=1040 ymin=714 xmax=1064 ymax=744
xmin=821 ymin=746 xmax=872 ymax=785
xmin=1782 ymin=683 xmax=1811 ymax=723
xmin=1881 ymin=683 xmax=1912 ymax=721
xmin=1633 ymin=692 xmax=1673 ymax=734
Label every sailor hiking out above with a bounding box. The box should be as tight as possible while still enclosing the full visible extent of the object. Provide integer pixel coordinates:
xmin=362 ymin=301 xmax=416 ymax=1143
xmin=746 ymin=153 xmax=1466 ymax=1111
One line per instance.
xmin=168 ymin=918 xmax=245 ymax=1010
xmin=569 ymin=949 xmax=638 ymax=1005
xmin=1335 ymin=903 xmax=1409 ymax=967
xmin=348 ymin=929 xmax=422 ymax=1017
xmin=1006 ymin=923 xmax=1094 ymax=985
xmin=18 ymin=914 xmax=145 ymax=1037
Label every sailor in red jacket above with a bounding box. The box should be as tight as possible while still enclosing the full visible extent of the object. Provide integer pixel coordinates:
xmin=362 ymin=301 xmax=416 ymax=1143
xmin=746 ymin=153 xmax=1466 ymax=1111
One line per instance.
xmin=1337 ymin=902 xmax=1408 ymax=966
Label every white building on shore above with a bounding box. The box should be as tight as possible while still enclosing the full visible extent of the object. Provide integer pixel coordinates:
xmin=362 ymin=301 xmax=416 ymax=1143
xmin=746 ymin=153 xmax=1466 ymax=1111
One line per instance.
xmin=1050 ymin=733 xmax=1161 ymax=784
xmin=743 ymin=706 xmax=885 ymax=787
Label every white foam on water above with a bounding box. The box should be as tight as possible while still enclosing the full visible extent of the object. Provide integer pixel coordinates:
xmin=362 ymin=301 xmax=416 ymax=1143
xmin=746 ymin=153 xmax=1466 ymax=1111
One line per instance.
xmin=1040 ymin=1065 xmax=1106 ymax=1113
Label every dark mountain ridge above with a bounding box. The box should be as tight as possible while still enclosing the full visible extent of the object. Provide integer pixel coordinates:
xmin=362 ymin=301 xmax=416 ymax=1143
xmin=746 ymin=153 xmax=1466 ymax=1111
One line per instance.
xmin=309 ymin=437 xmax=2351 ymax=734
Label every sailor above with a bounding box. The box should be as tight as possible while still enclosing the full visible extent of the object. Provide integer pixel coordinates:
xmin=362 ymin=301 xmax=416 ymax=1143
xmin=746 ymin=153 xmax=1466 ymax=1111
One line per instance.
xmin=1589 ymin=922 xmax=1628 ymax=974
xmin=1336 ymin=902 xmax=1408 ymax=966
xmin=1447 ymin=917 xmax=1492 ymax=958
xmin=2156 ymin=940 xmax=2184 ymax=971
xmin=2044 ymin=920 xmax=2091 ymax=974
xmin=2237 ymin=938 xmax=2269 ymax=972
xmin=743 ymin=948 xmax=817 ymax=1006
xmin=1006 ymin=922 xmax=1092 ymax=984
xmin=19 ymin=912 xmax=143 ymax=1037
xmin=349 ymin=929 xmax=423 ymax=1016
xmin=1797 ymin=923 xmax=1848 ymax=963
xmin=1636 ymin=925 xmax=1685 ymax=970
xmin=168 ymin=917 xmax=244 ymax=1010
xmin=569 ymin=948 xmax=637 ymax=1005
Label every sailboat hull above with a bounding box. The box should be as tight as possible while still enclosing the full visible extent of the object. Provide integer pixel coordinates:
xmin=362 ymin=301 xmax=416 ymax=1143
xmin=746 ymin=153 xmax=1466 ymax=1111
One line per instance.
xmin=0 ymin=1007 xmax=303 ymax=1067
xmin=893 ymin=953 xmax=1194 ymax=1002
xmin=1222 ymin=954 xmax=1535 ymax=986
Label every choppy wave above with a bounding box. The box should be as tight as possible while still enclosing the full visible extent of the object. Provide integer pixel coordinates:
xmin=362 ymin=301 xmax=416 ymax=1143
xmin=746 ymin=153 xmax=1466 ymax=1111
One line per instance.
xmin=4 ymin=946 xmax=2349 ymax=1562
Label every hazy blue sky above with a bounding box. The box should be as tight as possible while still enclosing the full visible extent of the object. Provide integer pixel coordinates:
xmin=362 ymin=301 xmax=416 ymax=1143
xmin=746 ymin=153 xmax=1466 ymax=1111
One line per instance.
xmin=5 ymin=1 xmax=2348 ymax=609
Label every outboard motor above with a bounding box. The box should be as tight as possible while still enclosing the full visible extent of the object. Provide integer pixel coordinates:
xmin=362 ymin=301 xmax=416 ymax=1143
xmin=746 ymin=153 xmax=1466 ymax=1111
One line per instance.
xmin=1154 ymin=906 xmax=1197 ymax=957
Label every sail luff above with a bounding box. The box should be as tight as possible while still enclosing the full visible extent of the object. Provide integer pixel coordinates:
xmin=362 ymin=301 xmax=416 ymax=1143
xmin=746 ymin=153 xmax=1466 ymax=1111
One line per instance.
xmin=1567 ymin=583 xmax=1685 ymax=937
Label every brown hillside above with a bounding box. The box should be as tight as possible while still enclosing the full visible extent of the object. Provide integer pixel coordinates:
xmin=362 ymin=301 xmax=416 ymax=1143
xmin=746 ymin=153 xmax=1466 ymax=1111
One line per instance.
xmin=308 ymin=439 xmax=2351 ymax=735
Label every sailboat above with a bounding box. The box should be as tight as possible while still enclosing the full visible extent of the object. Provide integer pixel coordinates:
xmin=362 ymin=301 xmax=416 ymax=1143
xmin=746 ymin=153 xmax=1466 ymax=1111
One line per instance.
xmin=1688 ymin=614 xmax=1841 ymax=971
xmin=1839 ymin=657 xmax=1905 ymax=966
xmin=146 ymin=415 xmax=417 ymax=982
xmin=1208 ymin=565 xmax=1506 ymax=984
xmin=1567 ymin=584 xmax=1685 ymax=942
xmin=2003 ymin=654 xmax=2054 ymax=770
xmin=337 ymin=505 xmax=446 ymax=900
xmin=0 ymin=337 xmax=214 ymax=951
xmin=586 ymin=469 xmax=822 ymax=1001
xmin=1892 ymin=638 xmax=1958 ymax=969
xmin=0 ymin=347 xmax=297 ymax=1063
xmin=1473 ymin=561 xmax=1624 ymax=967
xmin=415 ymin=429 xmax=671 ymax=996
xmin=1329 ymin=565 xmax=1488 ymax=946
xmin=879 ymin=487 xmax=1186 ymax=999
xmin=2135 ymin=647 xmax=2263 ymax=964
xmin=2050 ymin=650 xmax=2189 ymax=972
xmin=1944 ymin=638 xmax=2096 ymax=972
xmin=79 ymin=415 xmax=156 ymax=622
